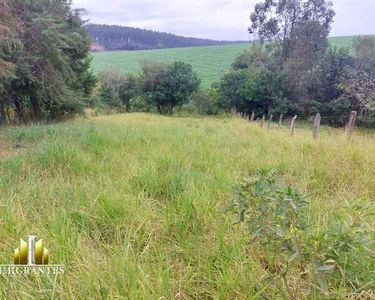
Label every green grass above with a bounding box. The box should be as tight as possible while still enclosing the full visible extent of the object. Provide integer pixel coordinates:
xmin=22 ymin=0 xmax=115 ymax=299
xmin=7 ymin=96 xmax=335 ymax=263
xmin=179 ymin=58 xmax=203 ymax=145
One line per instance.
xmin=1 ymin=114 xmax=375 ymax=298
xmin=91 ymin=36 xmax=366 ymax=89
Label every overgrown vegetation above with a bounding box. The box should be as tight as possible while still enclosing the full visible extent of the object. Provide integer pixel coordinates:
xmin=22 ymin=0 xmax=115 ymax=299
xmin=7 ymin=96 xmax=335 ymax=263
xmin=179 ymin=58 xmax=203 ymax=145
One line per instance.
xmin=221 ymin=0 xmax=375 ymax=124
xmin=98 ymin=61 xmax=200 ymax=115
xmin=230 ymin=170 xmax=375 ymax=298
xmin=1 ymin=114 xmax=375 ymax=298
xmin=0 ymin=0 xmax=96 ymax=124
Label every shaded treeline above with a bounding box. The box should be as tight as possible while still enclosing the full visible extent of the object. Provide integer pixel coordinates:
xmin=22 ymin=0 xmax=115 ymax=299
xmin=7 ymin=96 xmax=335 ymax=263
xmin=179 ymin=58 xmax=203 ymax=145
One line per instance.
xmin=0 ymin=0 xmax=96 ymax=125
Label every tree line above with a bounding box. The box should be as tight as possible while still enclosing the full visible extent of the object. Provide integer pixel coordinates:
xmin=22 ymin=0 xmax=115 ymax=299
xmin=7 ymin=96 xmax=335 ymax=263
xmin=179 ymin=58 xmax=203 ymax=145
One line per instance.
xmin=86 ymin=24 xmax=247 ymax=51
xmin=96 ymin=0 xmax=375 ymax=127
xmin=216 ymin=0 xmax=375 ymax=126
xmin=0 ymin=0 xmax=96 ymax=125
xmin=1 ymin=0 xmax=374 ymax=127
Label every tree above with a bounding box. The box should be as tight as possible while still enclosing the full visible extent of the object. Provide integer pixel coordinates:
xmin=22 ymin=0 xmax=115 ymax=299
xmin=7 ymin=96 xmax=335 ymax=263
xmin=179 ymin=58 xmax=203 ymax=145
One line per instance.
xmin=140 ymin=61 xmax=200 ymax=115
xmin=232 ymin=43 xmax=276 ymax=71
xmin=318 ymin=46 xmax=354 ymax=102
xmin=190 ymin=90 xmax=219 ymax=116
xmin=1 ymin=0 xmax=96 ymax=123
xmin=99 ymin=69 xmax=138 ymax=110
xmin=216 ymin=69 xmax=253 ymax=112
xmin=339 ymin=37 xmax=375 ymax=117
xmin=248 ymin=0 xmax=335 ymax=115
xmin=216 ymin=68 xmax=287 ymax=115
xmin=0 ymin=0 xmax=19 ymax=124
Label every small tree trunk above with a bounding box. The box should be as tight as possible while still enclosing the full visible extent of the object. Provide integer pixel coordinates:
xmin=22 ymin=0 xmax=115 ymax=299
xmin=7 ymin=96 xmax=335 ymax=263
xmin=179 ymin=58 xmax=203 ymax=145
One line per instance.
xmin=13 ymin=96 xmax=24 ymax=123
xmin=5 ymin=106 xmax=11 ymax=124
xmin=0 ymin=99 xmax=6 ymax=126
xmin=30 ymin=92 xmax=41 ymax=120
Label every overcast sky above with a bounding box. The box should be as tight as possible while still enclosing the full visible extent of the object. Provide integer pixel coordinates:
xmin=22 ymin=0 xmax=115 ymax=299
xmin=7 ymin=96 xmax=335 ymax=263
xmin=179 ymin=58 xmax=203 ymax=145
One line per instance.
xmin=73 ymin=0 xmax=375 ymax=41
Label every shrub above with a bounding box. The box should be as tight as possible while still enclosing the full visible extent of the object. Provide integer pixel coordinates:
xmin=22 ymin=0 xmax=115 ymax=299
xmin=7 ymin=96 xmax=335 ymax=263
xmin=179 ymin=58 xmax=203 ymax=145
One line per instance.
xmin=229 ymin=170 xmax=375 ymax=298
xmin=190 ymin=90 xmax=219 ymax=115
xmin=99 ymin=69 xmax=139 ymax=110
xmin=129 ymin=96 xmax=150 ymax=112
xmin=140 ymin=60 xmax=200 ymax=115
xmin=216 ymin=69 xmax=288 ymax=115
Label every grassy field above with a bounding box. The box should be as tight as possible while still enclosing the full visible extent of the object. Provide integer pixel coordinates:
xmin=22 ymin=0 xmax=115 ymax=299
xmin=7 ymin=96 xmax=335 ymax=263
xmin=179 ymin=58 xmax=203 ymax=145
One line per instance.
xmin=1 ymin=114 xmax=375 ymax=298
xmin=91 ymin=36 xmax=364 ymax=89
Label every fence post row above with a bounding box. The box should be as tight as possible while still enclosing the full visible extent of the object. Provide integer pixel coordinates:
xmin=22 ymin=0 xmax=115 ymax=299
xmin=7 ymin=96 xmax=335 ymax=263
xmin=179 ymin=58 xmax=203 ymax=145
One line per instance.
xmin=312 ymin=113 xmax=321 ymax=139
xmin=290 ymin=115 xmax=297 ymax=136
xmin=267 ymin=114 xmax=273 ymax=130
xmin=347 ymin=110 xmax=357 ymax=139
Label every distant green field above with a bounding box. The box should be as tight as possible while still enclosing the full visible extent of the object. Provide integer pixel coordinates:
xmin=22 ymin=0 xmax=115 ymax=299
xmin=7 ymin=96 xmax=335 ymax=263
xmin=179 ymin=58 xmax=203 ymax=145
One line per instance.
xmin=91 ymin=36 xmax=363 ymax=89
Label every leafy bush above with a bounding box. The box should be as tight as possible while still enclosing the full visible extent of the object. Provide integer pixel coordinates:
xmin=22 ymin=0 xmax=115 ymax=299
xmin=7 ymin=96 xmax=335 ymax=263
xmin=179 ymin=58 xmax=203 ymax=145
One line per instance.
xmin=216 ymin=69 xmax=288 ymax=115
xmin=190 ymin=90 xmax=219 ymax=115
xmin=230 ymin=170 xmax=375 ymax=298
xmin=99 ymin=69 xmax=139 ymax=110
xmin=140 ymin=60 xmax=200 ymax=115
xmin=129 ymin=96 xmax=150 ymax=112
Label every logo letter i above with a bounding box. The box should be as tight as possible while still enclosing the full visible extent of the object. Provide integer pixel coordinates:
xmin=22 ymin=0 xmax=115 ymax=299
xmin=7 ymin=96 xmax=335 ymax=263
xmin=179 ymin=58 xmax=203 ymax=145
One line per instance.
xmin=27 ymin=236 xmax=37 ymax=266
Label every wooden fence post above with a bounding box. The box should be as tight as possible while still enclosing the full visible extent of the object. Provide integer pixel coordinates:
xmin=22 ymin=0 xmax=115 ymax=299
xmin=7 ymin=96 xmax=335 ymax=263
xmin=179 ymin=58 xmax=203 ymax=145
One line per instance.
xmin=277 ymin=114 xmax=283 ymax=130
xmin=312 ymin=113 xmax=321 ymax=139
xmin=290 ymin=115 xmax=297 ymax=136
xmin=250 ymin=112 xmax=255 ymax=122
xmin=347 ymin=111 xmax=357 ymax=139
xmin=260 ymin=115 xmax=265 ymax=128
xmin=267 ymin=114 xmax=273 ymax=129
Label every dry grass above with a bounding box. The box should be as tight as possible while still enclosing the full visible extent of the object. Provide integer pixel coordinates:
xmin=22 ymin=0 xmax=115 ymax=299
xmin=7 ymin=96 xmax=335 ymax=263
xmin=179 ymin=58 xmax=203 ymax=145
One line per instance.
xmin=0 ymin=113 xmax=374 ymax=299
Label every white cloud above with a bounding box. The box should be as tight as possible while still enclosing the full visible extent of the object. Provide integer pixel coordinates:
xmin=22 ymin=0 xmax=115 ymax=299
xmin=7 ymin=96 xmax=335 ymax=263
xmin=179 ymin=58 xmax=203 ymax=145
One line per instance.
xmin=73 ymin=0 xmax=375 ymax=40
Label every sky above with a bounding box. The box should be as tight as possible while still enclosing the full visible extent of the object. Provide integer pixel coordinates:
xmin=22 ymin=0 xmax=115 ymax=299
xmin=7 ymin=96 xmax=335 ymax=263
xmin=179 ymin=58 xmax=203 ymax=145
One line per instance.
xmin=72 ymin=0 xmax=375 ymax=41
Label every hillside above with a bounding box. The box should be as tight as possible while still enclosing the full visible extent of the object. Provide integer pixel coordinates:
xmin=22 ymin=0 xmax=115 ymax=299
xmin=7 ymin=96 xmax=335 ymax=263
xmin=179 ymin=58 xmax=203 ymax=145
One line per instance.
xmin=91 ymin=36 xmax=362 ymax=89
xmin=1 ymin=114 xmax=375 ymax=298
xmin=87 ymin=24 xmax=247 ymax=51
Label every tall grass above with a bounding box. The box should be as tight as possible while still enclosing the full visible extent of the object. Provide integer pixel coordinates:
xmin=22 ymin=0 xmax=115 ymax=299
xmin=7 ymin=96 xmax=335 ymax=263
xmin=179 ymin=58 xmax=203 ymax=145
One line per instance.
xmin=0 ymin=114 xmax=374 ymax=298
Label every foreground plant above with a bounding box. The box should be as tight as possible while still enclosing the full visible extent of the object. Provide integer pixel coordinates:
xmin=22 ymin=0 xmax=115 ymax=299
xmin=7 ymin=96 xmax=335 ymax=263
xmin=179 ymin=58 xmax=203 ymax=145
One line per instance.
xmin=230 ymin=170 xmax=375 ymax=298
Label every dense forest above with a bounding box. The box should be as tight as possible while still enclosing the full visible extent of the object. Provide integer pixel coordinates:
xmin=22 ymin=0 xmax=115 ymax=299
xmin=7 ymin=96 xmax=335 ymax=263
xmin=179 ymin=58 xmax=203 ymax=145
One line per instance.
xmin=86 ymin=24 xmax=247 ymax=51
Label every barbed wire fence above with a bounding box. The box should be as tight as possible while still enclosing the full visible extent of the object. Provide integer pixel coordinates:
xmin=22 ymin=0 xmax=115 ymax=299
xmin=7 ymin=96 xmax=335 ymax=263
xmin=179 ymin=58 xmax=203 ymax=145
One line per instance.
xmin=235 ymin=110 xmax=366 ymax=140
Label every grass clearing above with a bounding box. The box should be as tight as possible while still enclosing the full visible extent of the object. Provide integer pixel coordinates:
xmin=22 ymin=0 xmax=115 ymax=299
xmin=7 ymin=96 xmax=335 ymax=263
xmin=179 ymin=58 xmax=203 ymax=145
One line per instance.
xmin=0 ymin=114 xmax=375 ymax=298
xmin=91 ymin=36 xmax=364 ymax=89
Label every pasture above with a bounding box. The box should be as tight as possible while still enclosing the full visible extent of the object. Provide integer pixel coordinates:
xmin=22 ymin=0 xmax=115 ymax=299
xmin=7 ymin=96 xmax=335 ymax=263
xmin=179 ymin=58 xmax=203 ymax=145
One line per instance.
xmin=91 ymin=36 xmax=362 ymax=89
xmin=1 ymin=113 xmax=375 ymax=298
